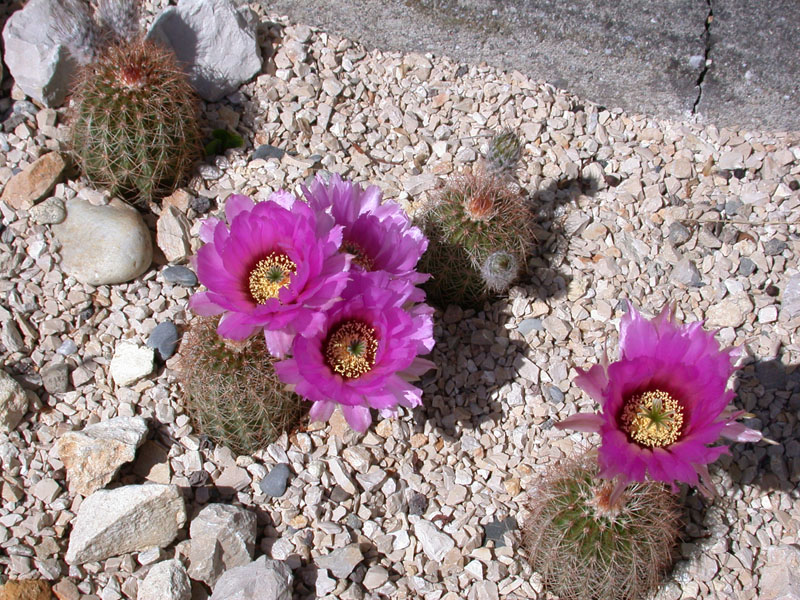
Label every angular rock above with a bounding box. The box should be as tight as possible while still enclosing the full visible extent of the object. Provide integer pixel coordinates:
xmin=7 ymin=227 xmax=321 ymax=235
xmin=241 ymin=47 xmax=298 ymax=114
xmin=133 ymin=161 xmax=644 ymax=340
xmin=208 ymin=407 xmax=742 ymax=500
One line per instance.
xmin=156 ymin=205 xmax=192 ymax=263
xmin=147 ymin=321 xmax=179 ymax=361
xmin=781 ymin=273 xmax=800 ymax=320
xmin=1 ymin=0 xmax=75 ymax=106
xmin=148 ymin=0 xmax=262 ymax=102
xmin=0 ymin=579 xmax=52 ymax=600
xmin=0 ymin=152 xmax=66 ymax=211
xmin=363 ymin=565 xmax=389 ymax=590
xmin=188 ymin=504 xmax=257 ymax=587
xmin=413 ymin=519 xmax=454 ymax=562
xmin=672 ymin=258 xmax=702 ymax=287
xmin=315 ymin=569 xmax=336 ymax=596
xmin=41 ymin=361 xmax=69 ymax=394
xmin=209 ymin=556 xmax=293 ymax=600
xmin=761 ymin=544 xmax=800 ymax=600
xmin=110 ymin=342 xmax=155 ymax=387
xmin=53 ymin=197 xmax=152 ymax=285
xmin=65 ymin=484 xmax=186 ymax=565
xmin=314 ymin=544 xmax=363 ymax=579
xmin=138 ymin=560 xmax=191 ymax=600
xmin=706 ymin=296 xmax=753 ymax=329
xmin=0 ymin=370 xmax=31 ymax=433
xmin=56 ymin=416 xmax=149 ymax=496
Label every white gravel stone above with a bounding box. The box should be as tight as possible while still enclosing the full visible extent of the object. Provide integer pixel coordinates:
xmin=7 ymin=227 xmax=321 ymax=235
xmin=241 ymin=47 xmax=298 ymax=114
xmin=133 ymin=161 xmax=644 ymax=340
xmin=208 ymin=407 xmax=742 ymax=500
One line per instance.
xmin=188 ymin=504 xmax=257 ymax=587
xmin=109 ymin=343 xmax=155 ymax=387
xmin=209 ymin=556 xmax=293 ymax=600
xmin=138 ymin=559 xmax=191 ymax=600
xmin=0 ymin=370 xmax=31 ymax=433
xmin=413 ymin=519 xmax=455 ymax=562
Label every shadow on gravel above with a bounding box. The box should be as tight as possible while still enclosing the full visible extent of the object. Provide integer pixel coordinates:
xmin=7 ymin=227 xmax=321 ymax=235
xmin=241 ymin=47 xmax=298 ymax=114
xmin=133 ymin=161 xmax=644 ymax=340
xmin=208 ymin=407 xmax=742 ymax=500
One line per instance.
xmin=726 ymin=356 xmax=800 ymax=495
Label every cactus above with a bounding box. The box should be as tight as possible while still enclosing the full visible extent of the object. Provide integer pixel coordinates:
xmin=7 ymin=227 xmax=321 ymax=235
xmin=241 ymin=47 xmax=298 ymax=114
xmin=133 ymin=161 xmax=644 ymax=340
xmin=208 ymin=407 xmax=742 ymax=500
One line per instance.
xmin=484 ymin=129 xmax=522 ymax=176
xmin=56 ymin=0 xmax=201 ymax=205
xmin=523 ymin=455 xmax=681 ymax=600
xmin=177 ymin=317 xmax=306 ymax=456
xmin=417 ymin=171 xmax=534 ymax=308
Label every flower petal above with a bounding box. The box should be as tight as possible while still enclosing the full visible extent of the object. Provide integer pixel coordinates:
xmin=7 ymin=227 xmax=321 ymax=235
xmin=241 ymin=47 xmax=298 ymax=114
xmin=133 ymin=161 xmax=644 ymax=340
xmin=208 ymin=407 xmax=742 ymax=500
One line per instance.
xmin=720 ymin=421 xmax=763 ymax=443
xmin=224 ymin=194 xmax=254 ymax=222
xmin=555 ymin=413 xmax=604 ymax=433
xmin=341 ymin=404 xmax=373 ymax=432
xmin=309 ymin=400 xmax=335 ymax=423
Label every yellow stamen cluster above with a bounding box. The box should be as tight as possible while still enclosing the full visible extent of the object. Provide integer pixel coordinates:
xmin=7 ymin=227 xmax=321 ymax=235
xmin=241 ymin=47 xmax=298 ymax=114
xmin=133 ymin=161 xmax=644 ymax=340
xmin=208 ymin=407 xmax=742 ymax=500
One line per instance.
xmin=324 ymin=320 xmax=378 ymax=379
xmin=620 ymin=389 xmax=684 ymax=448
xmin=341 ymin=240 xmax=375 ymax=271
xmin=248 ymin=253 xmax=297 ymax=304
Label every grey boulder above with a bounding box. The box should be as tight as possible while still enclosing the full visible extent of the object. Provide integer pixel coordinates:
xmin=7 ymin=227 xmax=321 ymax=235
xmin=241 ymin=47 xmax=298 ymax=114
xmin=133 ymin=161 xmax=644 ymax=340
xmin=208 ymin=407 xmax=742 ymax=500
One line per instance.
xmin=148 ymin=0 xmax=262 ymax=102
xmin=188 ymin=503 xmax=257 ymax=587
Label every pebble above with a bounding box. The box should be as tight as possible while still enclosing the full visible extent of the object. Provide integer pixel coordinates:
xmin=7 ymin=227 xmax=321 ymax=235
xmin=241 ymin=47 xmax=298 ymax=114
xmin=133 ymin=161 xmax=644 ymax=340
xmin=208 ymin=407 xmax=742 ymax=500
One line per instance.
xmin=0 ymin=370 xmax=30 ymax=433
xmin=28 ymin=196 xmax=66 ymax=224
xmin=147 ymin=321 xmax=179 ymax=360
xmin=0 ymin=151 xmax=66 ymax=211
xmin=413 ymin=519 xmax=455 ymax=562
xmin=137 ymin=559 xmax=191 ymax=600
xmin=673 ymin=258 xmax=702 ymax=287
xmin=162 ymin=265 xmax=198 ymax=287
xmin=40 ymin=361 xmax=69 ymax=394
xmin=314 ymin=544 xmax=364 ymax=579
xmin=251 ymin=145 xmax=286 ymax=161
xmin=259 ymin=463 xmax=291 ymax=498
xmin=706 ymin=296 xmax=753 ymax=329
xmin=109 ymin=342 xmax=155 ymax=387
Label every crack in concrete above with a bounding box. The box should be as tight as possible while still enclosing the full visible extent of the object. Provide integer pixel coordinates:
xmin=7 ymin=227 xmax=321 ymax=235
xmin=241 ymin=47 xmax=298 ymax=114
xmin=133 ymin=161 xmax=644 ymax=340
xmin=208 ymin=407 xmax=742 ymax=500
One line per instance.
xmin=692 ymin=0 xmax=713 ymax=113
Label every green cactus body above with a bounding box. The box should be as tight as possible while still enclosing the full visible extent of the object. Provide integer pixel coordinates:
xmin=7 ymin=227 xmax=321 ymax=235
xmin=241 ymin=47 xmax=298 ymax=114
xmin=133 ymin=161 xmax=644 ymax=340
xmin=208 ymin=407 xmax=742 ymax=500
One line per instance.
xmin=178 ymin=317 xmax=306 ymax=456
xmin=71 ymin=39 xmax=201 ymax=205
xmin=524 ymin=457 xmax=681 ymax=600
xmin=485 ymin=129 xmax=522 ymax=175
xmin=418 ymin=172 xmax=533 ymax=308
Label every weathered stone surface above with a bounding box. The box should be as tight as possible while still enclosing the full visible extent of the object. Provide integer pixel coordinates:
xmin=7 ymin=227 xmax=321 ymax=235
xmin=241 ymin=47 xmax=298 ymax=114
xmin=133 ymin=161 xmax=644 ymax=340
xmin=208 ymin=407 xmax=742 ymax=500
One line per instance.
xmin=56 ymin=416 xmax=149 ymax=496
xmin=29 ymin=197 xmax=66 ymax=225
xmin=188 ymin=504 xmax=257 ymax=587
xmin=147 ymin=0 xmax=262 ymax=102
xmin=314 ymin=544 xmax=363 ymax=579
xmin=413 ymin=519 xmax=454 ymax=562
xmin=781 ymin=273 xmax=800 ymax=320
xmin=0 ymin=579 xmax=52 ymax=600
xmin=0 ymin=370 xmax=31 ymax=433
xmin=109 ymin=342 xmax=155 ymax=387
xmin=137 ymin=560 xmax=191 ymax=600
xmin=1 ymin=0 xmax=75 ymax=106
xmin=0 ymin=152 xmax=66 ymax=211
xmin=672 ymin=258 xmax=702 ymax=287
xmin=706 ymin=296 xmax=753 ymax=329
xmin=41 ymin=361 xmax=69 ymax=394
xmin=156 ymin=205 xmax=192 ymax=263
xmin=53 ymin=197 xmax=152 ymax=285
xmin=761 ymin=544 xmax=800 ymax=600
xmin=65 ymin=484 xmax=186 ymax=565
xmin=209 ymin=556 xmax=293 ymax=600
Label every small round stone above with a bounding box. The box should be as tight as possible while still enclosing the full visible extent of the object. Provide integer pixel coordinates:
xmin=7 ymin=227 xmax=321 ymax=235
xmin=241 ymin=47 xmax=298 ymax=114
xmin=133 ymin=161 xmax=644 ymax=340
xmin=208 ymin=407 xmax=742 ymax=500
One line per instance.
xmin=162 ymin=265 xmax=198 ymax=287
xmin=259 ymin=463 xmax=291 ymax=498
xmin=147 ymin=321 xmax=179 ymax=360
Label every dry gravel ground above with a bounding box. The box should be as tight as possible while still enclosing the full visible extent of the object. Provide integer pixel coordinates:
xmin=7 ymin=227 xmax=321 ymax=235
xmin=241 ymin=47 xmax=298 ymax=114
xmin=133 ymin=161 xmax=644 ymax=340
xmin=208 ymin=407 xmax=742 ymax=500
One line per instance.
xmin=0 ymin=4 xmax=799 ymax=600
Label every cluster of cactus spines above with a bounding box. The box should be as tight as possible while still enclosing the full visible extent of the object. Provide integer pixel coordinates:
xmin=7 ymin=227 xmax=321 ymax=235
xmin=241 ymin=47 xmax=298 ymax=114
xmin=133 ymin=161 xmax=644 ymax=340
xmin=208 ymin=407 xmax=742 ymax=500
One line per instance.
xmin=523 ymin=456 xmax=681 ymax=600
xmin=484 ymin=129 xmax=523 ymax=176
xmin=56 ymin=0 xmax=201 ymax=205
xmin=178 ymin=317 xmax=306 ymax=456
xmin=417 ymin=171 xmax=534 ymax=308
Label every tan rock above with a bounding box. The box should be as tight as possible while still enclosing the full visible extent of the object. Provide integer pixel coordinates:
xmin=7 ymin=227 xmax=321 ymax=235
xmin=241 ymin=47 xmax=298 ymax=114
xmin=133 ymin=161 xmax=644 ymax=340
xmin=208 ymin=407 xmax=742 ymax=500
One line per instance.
xmin=0 ymin=370 xmax=31 ymax=433
xmin=0 ymin=152 xmax=66 ymax=211
xmin=0 ymin=579 xmax=52 ymax=600
xmin=156 ymin=205 xmax=192 ymax=263
xmin=56 ymin=416 xmax=148 ymax=496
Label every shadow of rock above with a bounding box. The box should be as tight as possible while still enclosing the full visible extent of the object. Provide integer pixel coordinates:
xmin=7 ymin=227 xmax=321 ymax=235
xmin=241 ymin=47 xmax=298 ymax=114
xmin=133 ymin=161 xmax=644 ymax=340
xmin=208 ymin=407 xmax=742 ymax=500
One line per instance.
xmin=725 ymin=355 xmax=800 ymax=495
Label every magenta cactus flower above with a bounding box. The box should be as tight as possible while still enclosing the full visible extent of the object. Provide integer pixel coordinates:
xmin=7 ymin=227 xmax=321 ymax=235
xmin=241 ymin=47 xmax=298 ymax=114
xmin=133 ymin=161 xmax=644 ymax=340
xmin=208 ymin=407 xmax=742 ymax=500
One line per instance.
xmin=302 ymin=174 xmax=429 ymax=285
xmin=274 ymin=273 xmax=435 ymax=432
xmin=189 ymin=193 xmax=351 ymax=357
xmin=556 ymin=302 xmax=763 ymax=494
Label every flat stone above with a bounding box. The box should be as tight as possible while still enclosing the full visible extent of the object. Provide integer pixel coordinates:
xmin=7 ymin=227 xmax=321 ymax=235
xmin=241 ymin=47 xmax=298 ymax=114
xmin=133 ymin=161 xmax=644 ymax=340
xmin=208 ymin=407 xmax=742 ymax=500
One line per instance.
xmin=65 ymin=484 xmax=186 ymax=565
xmin=259 ymin=463 xmax=291 ymax=498
xmin=0 ymin=370 xmax=30 ymax=433
xmin=516 ymin=318 xmax=541 ymax=336
xmin=53 ymin=197 xmax=152 ymax=286
xmin=56 ymin=416 xmax=149 ymax=496
xmin=1 ymin=0 xmax=75 ymax=106
xmin=188 ymin=504 xmax=257 ymax=587
xmin=668 ymin=221 xmax=692 ymax=246
xmin=705 ymin=296 xmax=753 ymax=329
xmin=162 ymin=265 xmax=198 ymax=287
xmin=156 ymin=205 xmax=192 ymax=264
xmin=315 ymin=569 xmax=336 ymax=596
xmin=780 ymin=274 xmax=800 ymax=320
xmin=148 ymin=0 xmax=262 ymax=102
xmin=764 ymin=238 xmax=788 ymax=256
xmin=363 ymin=565 xmax=389 ymax=590
xmin=209 ymin=556 xmax=293 ymax=600
xmin=760 ymin=544 xmax=800 ymax=600
xmin=137 ymin=560 xmax=191 ymax=600
xmin=109 ymin=342 xmax=155 ymax=387
xmin=314 ymin=544 xmax=363 ymax=579
xmin=251 ymin=145 xmax=286 ymax=161
xmin=0 ymin=152 xmax=66 ymax=211
xmin=413 ymin=519 xmax=454 ymax=562
xmin=147 ymin=321 xmax=179 ymax=361
xmin=542 ymin=315 xmax=570 ymax=340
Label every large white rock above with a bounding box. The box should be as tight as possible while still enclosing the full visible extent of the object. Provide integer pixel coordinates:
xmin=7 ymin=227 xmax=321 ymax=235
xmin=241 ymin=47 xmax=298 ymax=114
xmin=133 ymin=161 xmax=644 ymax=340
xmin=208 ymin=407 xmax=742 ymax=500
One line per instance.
xmin=138 ymin=559 xmax=192 ymax=600
xmin=109 ymin=342 xmax=155 ymax=387
xmin=66 ymin=484 xmax=186 ymax=565
xmin=761 ymin=544 xmax=800 ymax=600
xmin=188 ymin=504 xmax=257 ymax=587
xmin=1 ymin=0 xmax=76 ymax=106
xmin=413 ymin=518 xmax=455 ymax=562
xmin=147 ymin=0 xmax=262 ymax=102
xmin=0 ymin=370 xmax=32 ymax=433
xmin=209 ymin=556 xmax=293 ymax=600
xmin=56 ymin=416 xmax=149 ymax=496
xmin=53 ymin=197 xmax=153 ymax=286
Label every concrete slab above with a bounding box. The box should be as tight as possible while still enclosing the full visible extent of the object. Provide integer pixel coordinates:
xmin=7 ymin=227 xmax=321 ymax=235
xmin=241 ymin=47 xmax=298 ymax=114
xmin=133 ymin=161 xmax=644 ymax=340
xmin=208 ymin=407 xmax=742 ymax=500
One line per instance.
xmin=262 ymin=0 xmax=799 ymax=131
